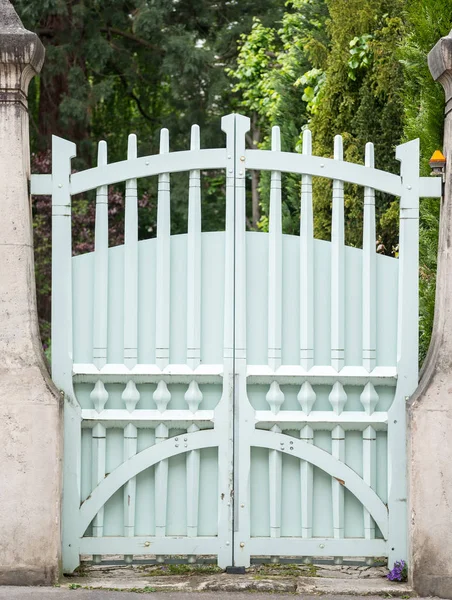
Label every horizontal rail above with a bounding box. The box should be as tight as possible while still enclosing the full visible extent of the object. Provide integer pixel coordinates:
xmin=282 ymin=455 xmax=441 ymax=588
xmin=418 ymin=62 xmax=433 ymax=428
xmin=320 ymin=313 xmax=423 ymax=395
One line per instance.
xmin=255 ymin=410 xmax=388 ymax=431
xmin=74 ymin=363 xmax=396 ymax=385
xmin=247 ymin=365 xmax=397 ymax=386
xmin=73 ymin=363 xmax=223 ymax=384
xmin=246 ymin=537 xmax=387 ymax=558
xmin=71 ymin=149 xmax=227 ymax=195
xmin=245 ymin=150 xmax=402 ymax=195
xmin=81 ymin=409 xmax=214 ymax=425
xmin=80 ymin=536 xmax=221 ymax=555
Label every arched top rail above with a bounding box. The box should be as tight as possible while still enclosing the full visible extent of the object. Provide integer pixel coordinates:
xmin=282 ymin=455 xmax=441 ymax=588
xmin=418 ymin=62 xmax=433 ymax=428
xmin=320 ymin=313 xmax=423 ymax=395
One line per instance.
xmin=70 ymin=148 xmax=227 ymax=195
xmin=245 ymin=150 xmax=403 ymax=197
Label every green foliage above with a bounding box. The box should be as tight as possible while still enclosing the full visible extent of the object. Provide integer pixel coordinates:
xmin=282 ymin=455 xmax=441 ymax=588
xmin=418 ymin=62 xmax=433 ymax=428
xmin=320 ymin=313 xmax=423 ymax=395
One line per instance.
xmin=399 ymin=0 xmax=452 ymax=363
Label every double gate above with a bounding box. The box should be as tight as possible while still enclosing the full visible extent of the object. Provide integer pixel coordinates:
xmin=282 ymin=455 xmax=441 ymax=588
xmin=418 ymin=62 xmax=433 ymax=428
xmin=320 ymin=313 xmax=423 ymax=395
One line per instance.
xmin=31 ymin=113 xmax=441 ymax=572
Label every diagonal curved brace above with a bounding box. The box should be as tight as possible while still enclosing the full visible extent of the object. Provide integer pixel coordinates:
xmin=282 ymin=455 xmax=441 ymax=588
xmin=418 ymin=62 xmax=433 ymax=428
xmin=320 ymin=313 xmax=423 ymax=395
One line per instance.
xmin=78 ymin=428 xmax=217 ymax=537
xmin=252 ymin=429 xmax=388 ymax=539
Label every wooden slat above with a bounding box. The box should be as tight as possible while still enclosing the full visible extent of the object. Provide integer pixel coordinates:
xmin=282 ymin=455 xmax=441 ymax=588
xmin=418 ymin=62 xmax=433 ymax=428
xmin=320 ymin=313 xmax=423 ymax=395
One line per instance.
xmin=156 ymin=129 xmax=171 ymax=368
xmin=185 ymin=382 xmax=202 ymax=559
xmin=300 ymin=425 xmax=314 ymax=538
xmin=154 ymin=422 xmax=169 ymax=560
xmin=153 ymin=380 xmax=171 ymax=560
xmin=93 ymin=141 xmax=109 ymax=368
xmin=269 ymin=425 xmax=282 ymax=539
xmin=387 ymin=139 xmax=420 ymax=565
xmin=268 ymin=126 xmax=282 ymax=370
xmin=123 ymin=423 xmax=138 ymax=564
xmin=186 ymin=424 xmax=201 ymax=545
xmin=363 ymin=142 xmax=376 ymax=371
xmin=331 ymin=135 xmax=345 ymax=371
xmin=51 ymin=136 xmax=80 ymax=574
xmin=91 ymin=423 xmax=106 ymax=564
xmin=124 ymin=134 xmax=138 ymax=368
xmin=300 ymin=129 xmax=314 ymax=369
xmin=187 ymin=125 xmax=202 ymax=369
xmin=331 ymin=424 xmax=345 ymax=564
xmin=363 ymin=425 xmax=377 ymax=540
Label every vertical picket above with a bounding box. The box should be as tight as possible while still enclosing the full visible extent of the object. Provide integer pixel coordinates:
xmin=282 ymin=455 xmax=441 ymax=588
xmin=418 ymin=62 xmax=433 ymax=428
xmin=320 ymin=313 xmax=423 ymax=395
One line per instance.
xmin=363 ymin=425 xmax=377 ymax=542
xmin=52 ymin=136 xmax=80 ymax=573
xmin=124 ymin=134 xmax=139 ymax=368
xmin=185 ymin=381 xmax=202 ymax=563
xmin=185 ymin=126 xmax=203 ymax=562
xmin=123 ymin=424 xmax=138 ymax=563
xmin=154 ymin=422 xmax=169 ymax=562
xmin=331 ymin=424 xmax=345 ymax=564
xmin=269 ymin=424 xmax=282 ymax=550
xmin=387 ymin=139 xmax=420 ymax=565
xmin=91 ymin=423 xmax=106 ymax=564
xmin=154 ymin=381 xmax=171 ymax=562
xmin=363 ymin=143 xmax=376 ymax=371
xmin=93 ymin=141 xmax=109 ymax=368
xmin=156 ymin=129 xmax=170 ymax=369
xmin=218 ymin=114 xmax=235 ymax=568
xmin=300 ymin=425 xmax=314 ymax=542
xmin=122 ymin=381 xmax=140 ymax=563
xmin=187 ymin=125 xmax=202 ymax=369
xmin=232 ymin=114 xmax=252 ymax=568
xmin=268 ymin=126 xmax=282 ymax=371
xmin=300 ymin=129 xmax=314 ymax=369
xmin=331 ymin=135 xmax=345 ymax=371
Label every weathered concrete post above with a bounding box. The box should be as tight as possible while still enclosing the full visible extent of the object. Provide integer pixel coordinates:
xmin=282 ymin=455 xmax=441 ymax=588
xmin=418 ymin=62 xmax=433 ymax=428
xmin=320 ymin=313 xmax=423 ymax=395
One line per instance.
xmin=0 ymin=0 xmax=62 ymax=585
xmin=409 ymin=30 xmax=452 ymax=599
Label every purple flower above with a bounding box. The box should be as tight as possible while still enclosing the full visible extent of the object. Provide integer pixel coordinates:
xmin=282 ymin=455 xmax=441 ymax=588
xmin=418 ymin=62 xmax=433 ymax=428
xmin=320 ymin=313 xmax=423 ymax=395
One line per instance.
xmin=387 ymin=560 xmax=407 ymax=582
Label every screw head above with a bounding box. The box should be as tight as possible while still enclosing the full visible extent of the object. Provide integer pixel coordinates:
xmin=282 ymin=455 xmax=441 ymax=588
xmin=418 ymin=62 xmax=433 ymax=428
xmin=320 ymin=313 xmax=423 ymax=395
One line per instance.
xmin=58 ymin=183 xmax=63 ymax=188
xmin=240 ymin=503 xmax=245 ymax=508
xmin=240 ymin=156 xmax=245 ymax=161
xmin=240 ymin=542 xmax=245 ymax=548
xmin=319 ymin=543 xmax=325 ymax=549
xmin=144 ymin=541 xmax=150 ymax=547
xmin=175 ymin=443 xmax=179 ymax=447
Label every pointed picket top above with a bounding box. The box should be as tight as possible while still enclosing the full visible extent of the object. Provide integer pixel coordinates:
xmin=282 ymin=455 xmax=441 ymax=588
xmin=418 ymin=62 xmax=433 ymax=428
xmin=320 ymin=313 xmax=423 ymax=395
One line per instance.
xmin=184 ymin=380 xmax=203 ymax=413
xmin=360 ymin=382 xmax=379 ymax=415
xmin=297 ymin=381 xmax=316 ymax=415
xmin=303 ymin=128 xmax=312 ymax=155
xmin=266 ymin=381 xmax=285 ymax=415
xmin=90 ymin=380 xmax=108 ymax=413
xmin=159 ymin=128 xmax=169 ymax=154
xmin=271 ymin=126 xmax=281 ymax=152
xmin=122 ymin=380 xmax=140 ymax=413
xmin=190 ymin=124 xmax=200 ymax=150
xmin=124 ymin=423 xmax=138 ymax=439
xmin=128 ymin=133 xmax=137 ymax=160
xmin=329 ymin=381 xmax=347 ymax=415
xmin=154 ymin=380 xmax=171 ymax=412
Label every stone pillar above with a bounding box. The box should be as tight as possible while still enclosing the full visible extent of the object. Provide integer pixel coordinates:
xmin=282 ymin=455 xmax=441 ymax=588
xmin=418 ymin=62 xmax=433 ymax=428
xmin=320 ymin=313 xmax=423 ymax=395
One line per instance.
xmin=408 ymin=30 xmax=452 ymax=599
xmin=0 ymin=0 xmax=62 ymax=586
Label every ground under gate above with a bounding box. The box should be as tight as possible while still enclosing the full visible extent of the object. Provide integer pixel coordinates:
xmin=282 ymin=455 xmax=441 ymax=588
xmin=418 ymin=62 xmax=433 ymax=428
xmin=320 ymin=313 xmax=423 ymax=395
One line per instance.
xmin=30 ymin=112 xmax=440 ymax=572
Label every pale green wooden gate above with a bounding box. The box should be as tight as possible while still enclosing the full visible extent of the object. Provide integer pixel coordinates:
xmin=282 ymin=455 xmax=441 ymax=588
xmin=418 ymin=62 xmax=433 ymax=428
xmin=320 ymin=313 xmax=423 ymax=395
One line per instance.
xmin=31 ymin=113 xmax=441 ymax=572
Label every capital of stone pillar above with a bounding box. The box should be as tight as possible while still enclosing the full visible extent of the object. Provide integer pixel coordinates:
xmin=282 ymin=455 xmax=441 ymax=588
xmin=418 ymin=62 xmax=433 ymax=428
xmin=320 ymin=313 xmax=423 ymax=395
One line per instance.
xmin=408 ymin=29 xmax=452 ymax=600
xmin=0 ymin=0 xmax=44 ymax=108
xmin=0 ymin=0 xmax=61 ymax=587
